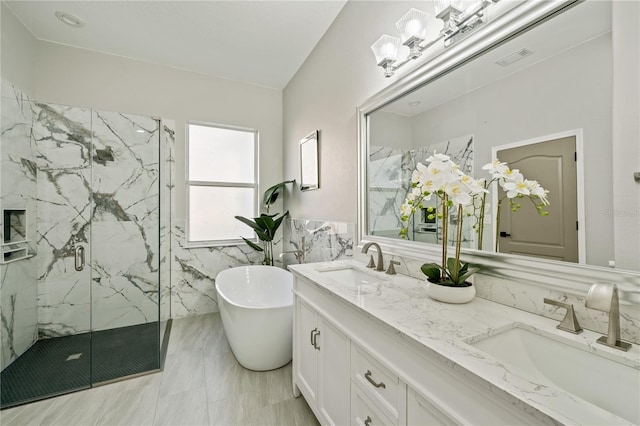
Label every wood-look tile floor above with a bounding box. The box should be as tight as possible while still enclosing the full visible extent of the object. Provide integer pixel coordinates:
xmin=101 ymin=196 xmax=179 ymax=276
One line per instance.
xmin=0 ymin=313 xmax=319 ymax=426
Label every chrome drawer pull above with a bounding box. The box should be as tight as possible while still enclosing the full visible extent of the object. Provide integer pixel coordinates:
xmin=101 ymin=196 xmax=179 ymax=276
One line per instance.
xmin=364 ymin=416 xmax=372 ymax=426
xmin=310 ymin=328 xmax=319 ymax=349
xmin=364 ymin=370 xmax=386 ymax=389
xmin=313 ymin=329 xmax=320 ymax=350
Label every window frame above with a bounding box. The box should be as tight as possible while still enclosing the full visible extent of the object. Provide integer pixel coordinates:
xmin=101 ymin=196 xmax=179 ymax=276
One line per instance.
xmin=185 ymin=121 xmax=259 ymax=248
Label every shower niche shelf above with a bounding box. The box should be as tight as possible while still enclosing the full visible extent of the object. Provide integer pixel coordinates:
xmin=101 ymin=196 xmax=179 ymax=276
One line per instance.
xmin=1 ymin=209 xmax=31 ymax=264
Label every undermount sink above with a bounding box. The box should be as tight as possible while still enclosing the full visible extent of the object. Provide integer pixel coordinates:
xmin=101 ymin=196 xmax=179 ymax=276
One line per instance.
xmin=467 ymin=324 xmax=640 ymax=424
xmin=315 ymin=265 xmax=387 ymax=290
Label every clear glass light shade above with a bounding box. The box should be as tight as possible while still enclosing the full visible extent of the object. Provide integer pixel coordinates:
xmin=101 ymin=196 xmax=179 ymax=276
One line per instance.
xmin=371 ymin=35 xmax=401 ymax=65
xmin=395 ymin=8 xmax=430 ymax=44
xmin=434 ymin=0 xmax=466 ymax=15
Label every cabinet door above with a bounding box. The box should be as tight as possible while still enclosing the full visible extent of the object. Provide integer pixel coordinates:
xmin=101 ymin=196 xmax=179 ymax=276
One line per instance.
xmin=407 ymin=387 xmax=456 ymax=426
xmin=296 ymin=299 xmax=319 ymax=401
xmin=317 ymin=316 xmax=351 ymax=426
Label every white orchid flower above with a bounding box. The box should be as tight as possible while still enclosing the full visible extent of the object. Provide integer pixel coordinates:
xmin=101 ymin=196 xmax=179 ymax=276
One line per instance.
xmin=460 ymin=174 xmax=488 ymax=194
xmin=482 ymin=159 xmax=508 ymax=176
xmin=503 ymin=174 xmax=530 ymax=198
xmin=445 ymin=181 xmax=472 ymax=206
xmin=400 ymin=203 xmax=412 ymax=216
xmin=527 ymin=180 xmax=550 ymax=205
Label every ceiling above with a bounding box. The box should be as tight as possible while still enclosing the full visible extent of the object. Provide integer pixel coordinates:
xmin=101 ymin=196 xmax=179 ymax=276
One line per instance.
xmin=4 ymin=0 xmax=347 ymax=90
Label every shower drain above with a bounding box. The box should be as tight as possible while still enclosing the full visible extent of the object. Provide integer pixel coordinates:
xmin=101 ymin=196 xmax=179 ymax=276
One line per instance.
xmin=66 ymin=353 xmax=83 ymax=361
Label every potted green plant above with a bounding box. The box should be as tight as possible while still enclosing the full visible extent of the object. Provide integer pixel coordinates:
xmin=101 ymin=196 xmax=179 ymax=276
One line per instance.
xmin=235 ymin=180 xmax=295 ymax=266
xmin=400 ymin=153 xmax=485 ymax=303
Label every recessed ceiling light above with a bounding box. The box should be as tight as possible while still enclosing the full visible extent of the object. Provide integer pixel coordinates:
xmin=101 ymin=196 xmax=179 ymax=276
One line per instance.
xmin=55 ymin=11 xmax=84 ymax=28
xmin=409 ymin=101 xmax=421 ymax=107
xmin=136 ymin=129 xmax=145 ymax=133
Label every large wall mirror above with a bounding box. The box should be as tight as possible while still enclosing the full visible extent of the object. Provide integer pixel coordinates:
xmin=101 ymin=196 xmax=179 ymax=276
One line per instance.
xmin=359 ymin=0 xmax=640 ymax=284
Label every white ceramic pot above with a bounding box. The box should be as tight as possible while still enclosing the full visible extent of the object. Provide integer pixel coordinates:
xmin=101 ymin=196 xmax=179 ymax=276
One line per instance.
xmin=426 ymin=282 xmax=476 ymax=304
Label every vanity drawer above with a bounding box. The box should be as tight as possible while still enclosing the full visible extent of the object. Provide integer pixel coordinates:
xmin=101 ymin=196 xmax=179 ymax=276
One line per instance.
xmin=351 ymin=381 xmax=396 ymax=426
xmin=351 ymin=343 xmax=401 ymax=420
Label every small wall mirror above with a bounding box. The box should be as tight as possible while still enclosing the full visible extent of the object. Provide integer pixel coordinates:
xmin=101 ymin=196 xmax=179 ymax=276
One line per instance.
xmin=300 ymin=130 xmax=319 ymax=191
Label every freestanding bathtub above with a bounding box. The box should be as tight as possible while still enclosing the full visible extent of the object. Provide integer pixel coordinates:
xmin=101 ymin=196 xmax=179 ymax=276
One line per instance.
xmin=215 ymin=265 xmax=294 ymax=371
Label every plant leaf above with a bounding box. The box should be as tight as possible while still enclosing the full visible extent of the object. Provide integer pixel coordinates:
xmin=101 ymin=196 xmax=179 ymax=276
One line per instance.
xmin=262 ymin=180 xmax=295 ymax=207
xmin=255 ymin=215 xmax=276 ymax=234
xmin=234 ymin=215 xmax=262 ymax=232
xmin=458 ymin=266 xmax=480 ymax=283
xmin=272 ymin=211 xmax=289 ymax=234
xmin=420 ymin=263 xmax=442 ymax=282
xmin=241 ymin=237 xmax=263 ymax=252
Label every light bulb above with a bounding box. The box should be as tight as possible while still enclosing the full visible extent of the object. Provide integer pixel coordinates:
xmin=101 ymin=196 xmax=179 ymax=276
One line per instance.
xmin=405 ymin=19 xmax=424 ymax=38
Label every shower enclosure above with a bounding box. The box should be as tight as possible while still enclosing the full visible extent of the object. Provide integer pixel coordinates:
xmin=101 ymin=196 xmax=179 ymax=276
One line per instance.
xmin=0 ymin=85 xmax=170 ymax=408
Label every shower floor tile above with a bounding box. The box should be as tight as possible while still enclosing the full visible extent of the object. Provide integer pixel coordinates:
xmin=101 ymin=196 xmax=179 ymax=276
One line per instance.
xmin=0 ymin=322 xmax=159 ymax=409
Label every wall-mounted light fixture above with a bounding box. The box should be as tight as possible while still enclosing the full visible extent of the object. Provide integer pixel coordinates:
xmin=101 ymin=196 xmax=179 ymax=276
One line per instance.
xmin=372 ymin=0 xmax=500 ymax=78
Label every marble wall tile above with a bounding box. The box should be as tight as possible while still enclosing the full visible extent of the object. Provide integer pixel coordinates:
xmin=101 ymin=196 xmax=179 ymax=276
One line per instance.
xmin=33 ymin=103 xmax=93 ymax=336
xmin=91 ymin=221 xmax=159 ymax=330
xmin=283 ymin=218 xmax=355 ymax=267
xmin=1 ymin=83 xmax=38 ymax=369
xmin=90 ymin=110 xmax=161 ymax=331
xmin=159 ymin=121 xmax=175 ymax=322
xmin=474 ymin=274 xmax=640 ymax=345
xmin=170 ymin=221 xmax=263 ymax=318
xmin=0 ymin=258 xmax=39 ymax=369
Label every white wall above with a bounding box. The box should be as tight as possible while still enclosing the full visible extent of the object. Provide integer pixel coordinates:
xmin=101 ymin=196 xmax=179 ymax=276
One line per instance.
xmin=369 ymin=111 xmax=412 ymax=149
xmin=1 ymin=2 xmax=37 ymax=94
xmin=612 ymin=1 xmax=640 ymax=272
xmin=283 ymin=1 xmax=435 ymax=222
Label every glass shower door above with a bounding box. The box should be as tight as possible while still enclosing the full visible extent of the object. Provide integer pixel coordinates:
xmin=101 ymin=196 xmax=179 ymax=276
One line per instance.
xmin=28 ymin=103 xmax=93 ymax=399
xmin=1 ymin=99 xmax=163 ymax=408
xmin=89 ymin=110 xmax=161 ymax=383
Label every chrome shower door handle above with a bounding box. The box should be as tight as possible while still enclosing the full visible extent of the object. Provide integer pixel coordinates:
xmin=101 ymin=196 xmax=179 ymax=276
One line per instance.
xmin=75 ymin=245 xmax=85 ymax=271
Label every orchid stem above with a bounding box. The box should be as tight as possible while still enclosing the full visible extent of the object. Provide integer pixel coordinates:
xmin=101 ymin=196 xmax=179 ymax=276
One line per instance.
xmin=441 ymin=194 xmax=448 ymax=282
xmin=454 ymin=204 xmax=463 ymax=283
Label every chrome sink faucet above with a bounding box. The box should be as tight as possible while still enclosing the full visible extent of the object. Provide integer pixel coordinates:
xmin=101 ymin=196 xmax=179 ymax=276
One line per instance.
xmin=279 ymin=236 xmax=307 ymax=264
xmin=543 ymin=298 xmax=583 ymax=334
xmin=585 ymin=283 xmax=632 ymax=351
xmin=361 ymin=242 xmax=384 ymax=272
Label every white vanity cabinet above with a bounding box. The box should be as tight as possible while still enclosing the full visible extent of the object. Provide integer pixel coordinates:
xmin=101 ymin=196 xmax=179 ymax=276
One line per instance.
xmin=292 ymin=271 xmax=544 ymax=426
xmin=294 ymin=297 xmax=350 ymax=426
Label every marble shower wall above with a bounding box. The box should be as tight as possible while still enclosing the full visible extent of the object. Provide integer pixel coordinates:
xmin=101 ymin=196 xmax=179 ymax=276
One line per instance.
xmin=89 ymin=110 xmax=161 ymax=331
xmin=1 ymin=83 xmax=39 ymax=370
xmin=1 ymin=85 xmax=165 ymax=358
xmin=34 ymin=105 xmax=162 ymax=335
xmin=33 ymin=103 xmax=93 ymax=336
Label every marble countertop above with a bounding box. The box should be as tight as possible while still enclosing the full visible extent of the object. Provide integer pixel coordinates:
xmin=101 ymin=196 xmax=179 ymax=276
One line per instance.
xmin=289 ymin=259 xmax=640 ymax=426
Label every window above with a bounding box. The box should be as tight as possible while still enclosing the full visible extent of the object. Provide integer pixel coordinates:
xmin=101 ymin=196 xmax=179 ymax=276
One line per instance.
xmin=186 ymin=122 xmax=258 ymax=246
